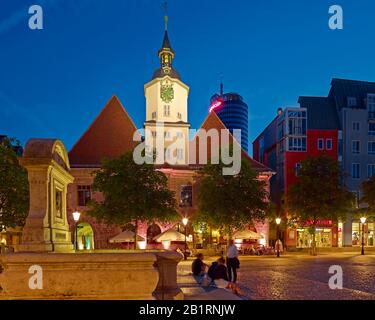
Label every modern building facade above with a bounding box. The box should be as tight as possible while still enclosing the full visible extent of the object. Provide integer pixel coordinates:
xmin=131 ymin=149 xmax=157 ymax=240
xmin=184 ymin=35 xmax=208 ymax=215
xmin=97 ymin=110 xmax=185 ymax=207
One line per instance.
xmin=253 ymin=105 xmax=339 ymax=248
xmin=253 ymin=78 xmax=375 ymax=248
xmin=209 ymin=90 xmax=249 ymax=152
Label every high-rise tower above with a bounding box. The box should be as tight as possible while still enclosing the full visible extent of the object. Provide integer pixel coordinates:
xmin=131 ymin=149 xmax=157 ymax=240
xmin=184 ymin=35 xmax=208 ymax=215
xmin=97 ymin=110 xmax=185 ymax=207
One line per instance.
xmin=209 ymin=85 xmax=249 ymax=152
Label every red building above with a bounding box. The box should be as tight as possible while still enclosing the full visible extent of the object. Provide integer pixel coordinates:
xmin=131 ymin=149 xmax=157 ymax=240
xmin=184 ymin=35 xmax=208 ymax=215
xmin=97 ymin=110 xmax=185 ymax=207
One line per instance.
xmin=253 ymin=98 xmax=340 ymax=248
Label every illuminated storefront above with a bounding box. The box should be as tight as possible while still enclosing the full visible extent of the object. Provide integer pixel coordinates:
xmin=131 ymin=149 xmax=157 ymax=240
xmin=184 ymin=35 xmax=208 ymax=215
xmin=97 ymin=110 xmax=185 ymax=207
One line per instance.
xmin=352 ymin=221 xmax=374 ymax=246
xmin=296 ymin=228 xmax=333 ymax=248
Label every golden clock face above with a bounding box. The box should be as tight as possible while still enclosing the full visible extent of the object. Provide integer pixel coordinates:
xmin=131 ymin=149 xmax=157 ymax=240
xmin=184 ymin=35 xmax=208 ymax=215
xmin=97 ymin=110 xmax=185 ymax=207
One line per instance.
xmin=160 ymin=81 xmax=174 ymax=103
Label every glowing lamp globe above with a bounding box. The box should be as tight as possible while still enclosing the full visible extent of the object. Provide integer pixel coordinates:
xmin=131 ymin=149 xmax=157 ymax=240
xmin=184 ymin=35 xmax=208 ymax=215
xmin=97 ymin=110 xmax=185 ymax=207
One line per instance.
xmin=360 ymin=217 xmax=367 ymax=224
xmin=182 ymin=217 xmax=188 ymax=226
xmin=72 ymin=211 xmax=81 ymax=222
xmin=275 ymin=217 xmax=281 ymax=225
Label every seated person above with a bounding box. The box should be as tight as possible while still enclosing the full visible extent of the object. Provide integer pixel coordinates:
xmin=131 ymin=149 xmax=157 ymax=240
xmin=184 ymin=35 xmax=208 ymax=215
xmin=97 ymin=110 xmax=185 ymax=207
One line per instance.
xmin=191 ymin=253 xmax=207 ymax=282
xmin=207 ymin=257 xmax=242 ymax=295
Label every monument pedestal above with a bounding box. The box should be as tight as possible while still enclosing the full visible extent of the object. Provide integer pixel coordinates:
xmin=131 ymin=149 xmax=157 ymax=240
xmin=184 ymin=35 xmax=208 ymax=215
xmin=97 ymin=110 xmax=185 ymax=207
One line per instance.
xmin=16 ymin=139 xmax=74 ymax=253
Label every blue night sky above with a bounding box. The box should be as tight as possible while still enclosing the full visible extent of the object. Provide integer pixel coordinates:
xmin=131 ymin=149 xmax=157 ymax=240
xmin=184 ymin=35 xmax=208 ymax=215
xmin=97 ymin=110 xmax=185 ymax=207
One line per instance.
xmin=1 ymin=0 xmax=375 ymax=155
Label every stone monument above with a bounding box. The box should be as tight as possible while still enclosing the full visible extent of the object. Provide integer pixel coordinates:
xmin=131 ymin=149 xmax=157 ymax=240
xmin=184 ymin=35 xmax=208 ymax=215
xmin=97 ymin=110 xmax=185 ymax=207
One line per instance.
xmin=16 ymin=139 xmax=74 ymax=252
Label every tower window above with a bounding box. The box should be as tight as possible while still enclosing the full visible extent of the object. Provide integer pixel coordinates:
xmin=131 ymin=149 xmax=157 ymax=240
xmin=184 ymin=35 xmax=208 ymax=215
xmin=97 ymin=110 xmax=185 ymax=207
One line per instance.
xmin=177 ymin=112 xmax=182 ymax=119
xmin=152 ymin=112 xmax=156 ymax=119
xmin=164 ymin=105 xmax=170 ymax=117
xmin=177 ymin=148 xmax=183 ymax=160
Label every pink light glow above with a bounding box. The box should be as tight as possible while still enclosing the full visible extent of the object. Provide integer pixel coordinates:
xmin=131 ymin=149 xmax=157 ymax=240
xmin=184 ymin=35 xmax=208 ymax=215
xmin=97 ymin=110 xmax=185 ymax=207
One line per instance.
xmin=209 ymin=100 xmax=222 ymax=113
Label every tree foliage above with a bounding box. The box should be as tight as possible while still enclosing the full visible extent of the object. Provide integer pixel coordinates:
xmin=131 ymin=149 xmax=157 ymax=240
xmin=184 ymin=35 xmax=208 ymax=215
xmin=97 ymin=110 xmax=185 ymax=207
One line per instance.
xmin=88 ymin=152 xmax=178 ymax=247
xmin=197 ymin=157 xmax=269 ymax=236
xmin=361 ymin=175 xmax=375 ymax=210
xmin=0 ymin=137 xmax=29 ymax=231
xmin=286 ymin=155 xmax=354 ymax=254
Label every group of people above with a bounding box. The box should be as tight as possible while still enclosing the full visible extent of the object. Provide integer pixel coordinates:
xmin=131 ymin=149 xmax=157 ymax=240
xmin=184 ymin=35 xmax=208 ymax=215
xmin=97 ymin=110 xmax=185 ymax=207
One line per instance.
xmin=191 ymin=240 xmax=241 ymax=294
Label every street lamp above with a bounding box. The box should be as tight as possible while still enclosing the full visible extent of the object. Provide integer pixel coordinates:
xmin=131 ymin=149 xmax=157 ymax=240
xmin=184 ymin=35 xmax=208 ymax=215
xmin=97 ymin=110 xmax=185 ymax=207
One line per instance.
xmin=182 ymin=217 xmax=188 ymax=260
xmin=72 ymin=211 xmax=81 ymax=251
xmin=275 ymin=217 xmax=281 ymax=258
xmin=360 ymin=216 xmax=367 ymax=255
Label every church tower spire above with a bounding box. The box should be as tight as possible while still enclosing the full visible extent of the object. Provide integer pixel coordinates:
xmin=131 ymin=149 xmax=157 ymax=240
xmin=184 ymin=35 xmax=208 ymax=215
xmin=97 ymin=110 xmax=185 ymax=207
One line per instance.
xmin=158 ymin=1 xmax=174 ymax=75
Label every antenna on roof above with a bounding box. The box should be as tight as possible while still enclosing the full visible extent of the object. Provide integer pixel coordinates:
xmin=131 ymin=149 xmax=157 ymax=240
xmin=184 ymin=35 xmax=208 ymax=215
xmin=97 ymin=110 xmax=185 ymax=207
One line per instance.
xmin=220 ymin=73 xmax=224 ymax=96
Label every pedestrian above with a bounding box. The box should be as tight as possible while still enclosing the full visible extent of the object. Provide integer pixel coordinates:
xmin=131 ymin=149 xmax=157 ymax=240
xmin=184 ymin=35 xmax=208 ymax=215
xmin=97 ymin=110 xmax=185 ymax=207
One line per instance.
xmin=226 ymin=239 xmax=239 ymax=283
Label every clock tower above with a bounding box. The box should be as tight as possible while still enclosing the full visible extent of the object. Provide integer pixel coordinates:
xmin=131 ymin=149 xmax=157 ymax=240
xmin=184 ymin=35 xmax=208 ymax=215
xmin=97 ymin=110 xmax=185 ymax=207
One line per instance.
xmin=144 ymin=12 xmax=190 ymax=165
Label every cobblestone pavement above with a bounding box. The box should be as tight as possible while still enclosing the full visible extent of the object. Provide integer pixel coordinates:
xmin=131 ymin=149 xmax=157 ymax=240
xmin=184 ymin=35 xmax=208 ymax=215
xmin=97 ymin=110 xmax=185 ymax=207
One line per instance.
xmin=178 ymin=253 xmax=375 ymax=300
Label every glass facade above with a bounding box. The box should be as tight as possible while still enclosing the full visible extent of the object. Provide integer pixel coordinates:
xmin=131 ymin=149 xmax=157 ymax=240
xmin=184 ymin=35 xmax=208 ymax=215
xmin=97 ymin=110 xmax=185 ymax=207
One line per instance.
xmin=210 ymin=93 xmax=249 ymax=152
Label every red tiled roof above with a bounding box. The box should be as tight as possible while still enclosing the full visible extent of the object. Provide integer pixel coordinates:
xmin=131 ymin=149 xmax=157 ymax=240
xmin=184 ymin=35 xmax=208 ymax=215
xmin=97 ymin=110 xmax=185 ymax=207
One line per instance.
xmin=189 ymin=112 xmax=273 ymax=172
xmin=69 ymin=96 xmax=139 ymax=166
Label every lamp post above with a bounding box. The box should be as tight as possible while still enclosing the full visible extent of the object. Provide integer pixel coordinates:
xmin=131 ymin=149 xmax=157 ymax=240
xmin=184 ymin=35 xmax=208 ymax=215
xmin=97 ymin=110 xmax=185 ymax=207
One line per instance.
xmin=275 ymin=217 xmax=281 ymax=258
xmin=360 ymin=216 xmax=367 ymax=255
xmin=72 ymin=211 xmax=81 ymax=251
xmin=182 ymin=217 xmax=188 ymax=260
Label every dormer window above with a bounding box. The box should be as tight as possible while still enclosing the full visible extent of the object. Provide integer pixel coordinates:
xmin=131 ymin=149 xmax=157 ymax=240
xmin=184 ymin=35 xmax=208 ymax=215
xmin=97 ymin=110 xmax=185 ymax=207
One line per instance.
xmin=347 ymin=97 xmax=357 ymax=107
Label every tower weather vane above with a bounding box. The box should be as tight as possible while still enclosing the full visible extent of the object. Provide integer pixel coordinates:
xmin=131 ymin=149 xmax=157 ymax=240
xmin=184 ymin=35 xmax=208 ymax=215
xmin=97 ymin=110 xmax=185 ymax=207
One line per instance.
xmin=162 ymin=1 xmax=168 ymax=30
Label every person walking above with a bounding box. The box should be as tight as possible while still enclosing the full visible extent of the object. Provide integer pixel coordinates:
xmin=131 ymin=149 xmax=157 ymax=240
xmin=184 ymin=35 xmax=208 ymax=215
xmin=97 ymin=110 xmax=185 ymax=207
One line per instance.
xmin=226 ymin=239 xmax=239 ymax=283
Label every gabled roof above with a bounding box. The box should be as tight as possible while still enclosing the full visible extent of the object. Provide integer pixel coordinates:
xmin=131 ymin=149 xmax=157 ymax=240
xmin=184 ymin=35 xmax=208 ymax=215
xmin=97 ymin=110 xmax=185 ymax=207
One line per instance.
xmin=69 ymin=96 xmax=139 ymax=167
xmin=190 ymin=111 xmax=273 ymax=173
xmin=298 ymin=96 xmax=339 ymax=130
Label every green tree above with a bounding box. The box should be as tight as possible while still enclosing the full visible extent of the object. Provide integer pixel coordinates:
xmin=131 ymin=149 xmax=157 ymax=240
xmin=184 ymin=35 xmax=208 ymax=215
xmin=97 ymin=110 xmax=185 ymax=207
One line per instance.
xmin=197 ymin=157 xmax=269 ymax=241
xmin=88 ymin=151 xmax=178 ymax=248
xmin=286 ymin=155 xmax=354 ymax=255
xmin=360 ymin=175 xmax=375 ymax=221
xmin=0 ymin=137 xmax=29 ymax=231
xmin=361 ymin=175 xmax=375 ymax=210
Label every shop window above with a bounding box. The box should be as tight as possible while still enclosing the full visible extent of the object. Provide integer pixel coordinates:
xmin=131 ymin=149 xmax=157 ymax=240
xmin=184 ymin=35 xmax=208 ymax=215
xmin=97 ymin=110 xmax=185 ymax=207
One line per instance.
xmin=352 ymin=222 xmax=360 ymax=246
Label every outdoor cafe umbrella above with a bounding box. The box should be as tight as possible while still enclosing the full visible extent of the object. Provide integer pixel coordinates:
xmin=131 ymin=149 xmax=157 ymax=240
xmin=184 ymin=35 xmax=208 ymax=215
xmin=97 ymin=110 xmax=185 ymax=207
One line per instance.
xmin=109 ymin=230 xmax=145 ymax=243
xmin=153 ymin=229 xmax=188 ymax=242
xmin=233 ymin=230 xmax=263 ymax=240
